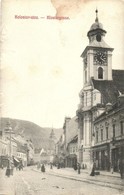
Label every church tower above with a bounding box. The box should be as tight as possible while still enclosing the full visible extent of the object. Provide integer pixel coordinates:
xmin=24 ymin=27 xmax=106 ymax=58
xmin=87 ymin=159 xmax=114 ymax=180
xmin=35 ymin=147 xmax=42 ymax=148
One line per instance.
xmin=82 ymin=9 xmax=113 ymax=87
xmin=49 ymin=128 xmax=56 ymax=155
xmin=77 ymin=10 xmax=114 ymax=168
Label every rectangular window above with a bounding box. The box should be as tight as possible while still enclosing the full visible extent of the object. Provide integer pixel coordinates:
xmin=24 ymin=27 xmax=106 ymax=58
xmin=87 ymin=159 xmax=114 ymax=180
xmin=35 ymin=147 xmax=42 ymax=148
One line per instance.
xmin=86 ymin=92 xmax=87 ymax=106
xmin=96 ymin=131 xmax=98 ymax=143
xmin=120 ymin=121 xmax=124 ymax=135
xmin=113 ymin=124 xmax=115 ymax=137
xmin=101 ymin=129 xmax=103 ymax=141
xmin=106 ymin=127 xmax=108 ymax=140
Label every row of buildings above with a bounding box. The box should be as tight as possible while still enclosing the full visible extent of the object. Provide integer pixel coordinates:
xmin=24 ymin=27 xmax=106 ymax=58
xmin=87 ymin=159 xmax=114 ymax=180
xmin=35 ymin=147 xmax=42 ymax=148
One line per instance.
xmin=34 ymin=129 xmax=58 ymax=165
xmin=0 ymin=122 xmax=34 ymax=168
xmin=54 ymin=10 xmax=124 ymax=173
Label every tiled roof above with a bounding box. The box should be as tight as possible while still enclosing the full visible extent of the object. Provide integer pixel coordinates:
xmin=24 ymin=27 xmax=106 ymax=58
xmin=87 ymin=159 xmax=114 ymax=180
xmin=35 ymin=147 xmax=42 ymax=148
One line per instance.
xmin=112 ymin=70 xmax=124 ymax=94
xmin=68 ymin=135 xmax=78 ymax=144
xmin=94 ymin=97 xmax=124 ymax=123
xmin=92 ymin=69 xmax=124 ymax=105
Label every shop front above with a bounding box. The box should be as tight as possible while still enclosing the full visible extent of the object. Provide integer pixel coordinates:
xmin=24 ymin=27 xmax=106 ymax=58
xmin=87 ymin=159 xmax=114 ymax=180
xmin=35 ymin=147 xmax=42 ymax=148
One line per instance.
xmin=92 ymin=143 xmax=110 ymax=171
xmin=66 ymin=154 xmax=77 ymax=168
xmin=0 ymin=155 xmax=9 ymax=168
xmin=111 ymin=139 xmax=124 ymax=172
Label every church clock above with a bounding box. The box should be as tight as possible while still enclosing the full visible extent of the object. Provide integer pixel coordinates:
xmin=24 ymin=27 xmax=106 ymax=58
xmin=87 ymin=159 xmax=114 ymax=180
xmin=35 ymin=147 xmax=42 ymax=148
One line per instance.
xmin=94 ymin=50 xmax=107 ymax=65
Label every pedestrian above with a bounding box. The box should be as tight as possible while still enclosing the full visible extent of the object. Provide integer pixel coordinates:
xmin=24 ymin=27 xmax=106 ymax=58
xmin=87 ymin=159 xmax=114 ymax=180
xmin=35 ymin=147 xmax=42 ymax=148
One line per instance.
xmin=18 ymin=161 xmax=23 ymax=171
xmin=11 ymin=163 xmax=14 ymax=175
xmin=110 ymin=162 xmax=113 ymax=174
xmin=6 ymin=164 xmax=11 ymax=177
xmin=41 ymin=164 xmax=45 ymax=173
xmin=77 ymin=163 xmax=81 ymax=174
xmin=57 ymin=163 xmax=60 ymax=169
xmin=50 ymin=162 xmax=53 ymax=169
xmin=90 ymin=162 xmax=96 ymax=176
xmin=119 ymin=159 xmax=124 ymax=179
xmin=73 ymin=164 xmax=77 ymax=171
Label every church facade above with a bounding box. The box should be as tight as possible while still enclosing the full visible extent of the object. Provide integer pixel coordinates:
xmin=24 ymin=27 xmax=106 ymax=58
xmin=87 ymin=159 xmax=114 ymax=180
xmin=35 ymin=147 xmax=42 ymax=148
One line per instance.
xmin=76 ymin=10 xmax=124 ymax=169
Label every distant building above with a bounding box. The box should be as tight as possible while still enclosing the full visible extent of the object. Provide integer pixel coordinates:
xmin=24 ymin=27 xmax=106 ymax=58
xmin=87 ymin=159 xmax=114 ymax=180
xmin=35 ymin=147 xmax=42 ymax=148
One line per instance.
xmin=34 ymin=148 xmax=41 ymax=163
xmin=0 ymin=122 xmax=17 ymax=167
xmin=48 ymin=129 xmax=57 ymax=163
xmin=10 ymin=134 xmax=30 ymax=167
xmin=49 ymin=129 xmax=57 ymax=155
xmin=40 ymin=148 xmax=49 ymax=163
xmin=55 ymin=117 xmax=78 ymax=167
xmin=26 ymin=139 xmax=34 ymax=165
xmin=66 ymin=135 xmax=78 ymax=168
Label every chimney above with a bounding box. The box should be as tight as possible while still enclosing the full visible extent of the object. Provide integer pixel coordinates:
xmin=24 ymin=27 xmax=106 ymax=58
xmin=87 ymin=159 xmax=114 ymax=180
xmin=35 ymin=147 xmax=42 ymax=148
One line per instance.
xmin=105 ymin=103 xmax=112 ymax=113
xmin=118 ymin=94 xmax=124 ymax=105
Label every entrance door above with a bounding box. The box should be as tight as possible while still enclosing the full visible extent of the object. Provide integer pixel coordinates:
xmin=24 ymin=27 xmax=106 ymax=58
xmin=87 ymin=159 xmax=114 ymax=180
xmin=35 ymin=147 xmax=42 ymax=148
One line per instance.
xmin=112 ymin=148 xmax=119 ymax=172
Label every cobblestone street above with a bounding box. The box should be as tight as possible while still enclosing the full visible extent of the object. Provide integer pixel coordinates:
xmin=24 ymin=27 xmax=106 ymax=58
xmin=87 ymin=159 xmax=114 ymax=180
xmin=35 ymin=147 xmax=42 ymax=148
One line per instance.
xmin=0 ymin=166 xmax=124 ymax=195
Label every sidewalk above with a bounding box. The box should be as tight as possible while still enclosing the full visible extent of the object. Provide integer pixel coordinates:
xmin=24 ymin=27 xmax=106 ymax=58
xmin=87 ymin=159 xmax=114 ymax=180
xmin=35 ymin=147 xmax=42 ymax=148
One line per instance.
xmin=0 ymin=168 xmax=15 ymax=195
xmin=33 ymin=165 xmax=124 ymax=191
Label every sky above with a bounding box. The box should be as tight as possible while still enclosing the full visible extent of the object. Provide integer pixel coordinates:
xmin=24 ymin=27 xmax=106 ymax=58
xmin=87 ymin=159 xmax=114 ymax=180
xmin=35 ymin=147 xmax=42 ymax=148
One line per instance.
xmin=1 ymin=0 xmax=124 ymax=128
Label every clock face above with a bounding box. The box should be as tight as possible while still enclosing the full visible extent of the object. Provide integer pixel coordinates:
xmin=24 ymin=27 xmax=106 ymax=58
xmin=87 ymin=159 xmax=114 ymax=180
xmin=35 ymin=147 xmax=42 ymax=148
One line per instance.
xmin=94 ymin=51 xmax=107 ymax=65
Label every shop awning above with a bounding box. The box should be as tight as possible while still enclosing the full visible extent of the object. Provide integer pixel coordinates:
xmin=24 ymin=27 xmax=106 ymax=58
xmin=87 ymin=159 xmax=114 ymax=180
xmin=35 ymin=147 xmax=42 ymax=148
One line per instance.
xmin=66 ymin=154 xmax=77 ymax=158
xmin=14 ymin=157 xmax=20 ymax=162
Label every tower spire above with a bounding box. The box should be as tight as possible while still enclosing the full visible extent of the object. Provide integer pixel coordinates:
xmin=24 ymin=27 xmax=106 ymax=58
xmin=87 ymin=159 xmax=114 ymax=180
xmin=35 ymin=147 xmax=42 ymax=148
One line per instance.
xmin=95 ymin=8 xmax=99 ymax=23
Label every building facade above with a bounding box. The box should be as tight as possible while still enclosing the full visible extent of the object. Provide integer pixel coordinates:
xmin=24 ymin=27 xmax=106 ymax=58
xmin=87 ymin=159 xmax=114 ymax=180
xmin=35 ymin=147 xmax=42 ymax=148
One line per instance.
xmin=93 ymin=95 xmax=124 ymax=172
xmin=0 ymin=123 xmax=17 ymax=167
xmin=76 ymin=10 xmax=124 ymax=169
xmin=66 ymin=135 xmax=78 ymax=168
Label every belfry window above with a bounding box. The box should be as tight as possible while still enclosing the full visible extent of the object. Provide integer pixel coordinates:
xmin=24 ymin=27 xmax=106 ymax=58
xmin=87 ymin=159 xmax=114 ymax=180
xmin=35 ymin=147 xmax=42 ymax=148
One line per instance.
xmin=98 ymin=67 xmax=103 ymax=79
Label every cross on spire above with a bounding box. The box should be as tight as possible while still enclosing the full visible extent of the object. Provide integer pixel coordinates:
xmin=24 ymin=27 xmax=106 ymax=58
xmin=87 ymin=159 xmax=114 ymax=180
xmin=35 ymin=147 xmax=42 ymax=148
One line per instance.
xmin=95 ymin=8 xmax=99 ymax=23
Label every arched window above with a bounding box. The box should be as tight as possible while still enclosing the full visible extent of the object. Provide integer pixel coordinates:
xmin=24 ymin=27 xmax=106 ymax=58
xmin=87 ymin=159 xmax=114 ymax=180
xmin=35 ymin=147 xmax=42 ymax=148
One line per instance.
xmin=98 ymin=67 xmax=103 ymax=79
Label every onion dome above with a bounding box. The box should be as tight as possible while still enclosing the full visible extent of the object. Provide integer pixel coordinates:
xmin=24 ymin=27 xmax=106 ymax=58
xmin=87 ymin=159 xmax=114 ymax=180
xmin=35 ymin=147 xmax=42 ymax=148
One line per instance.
xmin=87 ymin=9 xmax=106 ymax=42
xmin=90 ymin=9 xmax=103 ymax=30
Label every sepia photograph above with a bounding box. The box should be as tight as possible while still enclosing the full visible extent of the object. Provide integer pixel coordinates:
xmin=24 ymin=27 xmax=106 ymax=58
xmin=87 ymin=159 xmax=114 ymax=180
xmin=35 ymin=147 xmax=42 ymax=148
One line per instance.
xmin=0 ymin=0 xmax=124 ymax=194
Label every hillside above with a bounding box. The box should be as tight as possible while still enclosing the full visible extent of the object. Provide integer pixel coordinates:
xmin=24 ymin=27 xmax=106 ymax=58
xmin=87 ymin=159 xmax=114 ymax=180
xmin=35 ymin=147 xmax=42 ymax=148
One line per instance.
xmin=0 ymin=117 xmax=63 ymax=149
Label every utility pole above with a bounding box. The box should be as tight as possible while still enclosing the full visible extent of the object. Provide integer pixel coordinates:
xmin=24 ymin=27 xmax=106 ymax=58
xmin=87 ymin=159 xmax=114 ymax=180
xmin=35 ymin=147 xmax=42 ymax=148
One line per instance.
xmin=9 ymin=124 xmax=12 ymax=169
xmin=5 ymin=120 xmax=13 ymax=176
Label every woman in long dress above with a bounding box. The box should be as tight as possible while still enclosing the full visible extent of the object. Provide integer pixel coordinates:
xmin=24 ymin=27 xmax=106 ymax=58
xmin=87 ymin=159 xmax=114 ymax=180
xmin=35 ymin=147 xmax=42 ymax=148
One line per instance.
xmin=41 ymin=164 xmax=45 ymax=173
xmin=90 ymin=162 xmax=96 ymax=176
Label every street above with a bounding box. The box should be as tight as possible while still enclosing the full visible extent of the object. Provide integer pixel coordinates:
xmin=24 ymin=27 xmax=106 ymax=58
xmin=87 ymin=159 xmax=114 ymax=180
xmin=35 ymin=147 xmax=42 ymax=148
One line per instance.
xmin=0 ymin=166 xmax=124 ymax=195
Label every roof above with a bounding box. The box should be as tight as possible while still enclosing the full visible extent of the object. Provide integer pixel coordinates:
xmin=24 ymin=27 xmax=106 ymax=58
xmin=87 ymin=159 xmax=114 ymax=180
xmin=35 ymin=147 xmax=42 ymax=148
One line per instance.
xmin=68 ymin=135 xmax=78 ymax=144
xmin=112 ymin=70 xmax=124 ymax=94
xmin=17 ymin=144 xmax=27 ymax=153
xmin=40 ymin=148 xmax=47 ymax=155
xmin=90 ymin=21 xmax=103 ymax=31
xmin=94 ymin=97 xmax=124 ymax=123
xmin=92 ymin=69 xmax=124 ymax=105
xmin=88 ymin=40 xmax=112 ymax=49
xmin=81 ymin=40 xmax=113 ymax=58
